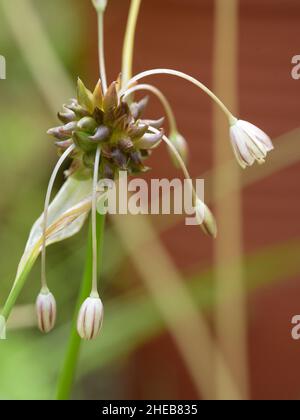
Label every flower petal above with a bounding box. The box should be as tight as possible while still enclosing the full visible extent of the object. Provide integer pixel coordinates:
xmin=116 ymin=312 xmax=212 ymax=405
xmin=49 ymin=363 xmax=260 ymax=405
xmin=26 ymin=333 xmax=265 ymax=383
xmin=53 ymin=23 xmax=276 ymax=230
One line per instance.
xmin=238 ymin=120 xmax=274 ymax=152
xmin=230 ymin=126 xmax=255 ymax=166
xmin=242 ymin=131 xmax=267 ymax=160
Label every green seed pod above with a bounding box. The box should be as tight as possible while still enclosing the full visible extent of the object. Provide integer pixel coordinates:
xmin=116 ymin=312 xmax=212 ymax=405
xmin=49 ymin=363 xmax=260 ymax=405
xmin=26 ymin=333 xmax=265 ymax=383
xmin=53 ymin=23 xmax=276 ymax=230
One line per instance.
xmin=73 ymin=131 xmax=97 ymax=153
xmin=77 ymin=117 xmax=98 ymax=132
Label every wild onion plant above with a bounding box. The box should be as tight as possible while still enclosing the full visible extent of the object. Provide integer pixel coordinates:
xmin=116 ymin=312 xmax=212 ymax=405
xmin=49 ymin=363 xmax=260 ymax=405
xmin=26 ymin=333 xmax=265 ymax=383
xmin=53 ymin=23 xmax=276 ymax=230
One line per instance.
xmin=0 ymin=0 xmax=273 ymax=398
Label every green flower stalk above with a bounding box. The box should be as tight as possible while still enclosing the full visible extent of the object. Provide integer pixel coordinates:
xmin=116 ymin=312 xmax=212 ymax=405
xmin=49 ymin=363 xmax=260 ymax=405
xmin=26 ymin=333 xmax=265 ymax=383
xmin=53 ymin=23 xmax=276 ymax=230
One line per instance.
xmin=0 ymin=315 xmax=6 ymax=339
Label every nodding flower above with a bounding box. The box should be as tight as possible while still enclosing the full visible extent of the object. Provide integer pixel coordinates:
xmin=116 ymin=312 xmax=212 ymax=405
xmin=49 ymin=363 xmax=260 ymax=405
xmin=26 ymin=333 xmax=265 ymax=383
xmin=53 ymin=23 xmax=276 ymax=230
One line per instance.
xmin=229 ymin=119 xmax=274 ymax=168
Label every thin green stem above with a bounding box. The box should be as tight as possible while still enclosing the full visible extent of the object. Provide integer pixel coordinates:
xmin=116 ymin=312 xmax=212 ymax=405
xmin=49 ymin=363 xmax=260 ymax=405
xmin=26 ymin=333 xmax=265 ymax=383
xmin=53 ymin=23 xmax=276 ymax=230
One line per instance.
xmin=55 ymin=0 xmax=108 ymax=398
xmin=121 ymin=0 xmax=142 ymax=87
xmin=41 ymin=145 xmax=75 ymax=290
xmin=121 ymin=68 xmax=237 ymax=124
xmin=148 ymin=126 xmax=196 ymax=203
xmin=56 ymin=213 xmax=106 ymax=400
xmin=92 ymin=147 xmax=101 ymax=294
xmin=97 ymin=11 xmax=107 ymax=92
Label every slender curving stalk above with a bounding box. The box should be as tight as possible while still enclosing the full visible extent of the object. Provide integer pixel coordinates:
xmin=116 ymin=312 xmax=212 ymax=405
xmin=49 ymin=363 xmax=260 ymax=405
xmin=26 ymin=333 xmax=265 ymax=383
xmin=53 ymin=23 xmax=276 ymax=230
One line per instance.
xmin=121 ymin=0 xmax=142 ymax=87
xmin=56 ymin=213 xmax=106 ymax=400
xmin=41 ymin=145 xmax=75 ymax=291
xmin=91 ymin=147 xmax=101 ymax=296
xmin=121 ymin=68 xmax=237 ymax=124
xmin=148 ymin=126 xmax=196 ymax=204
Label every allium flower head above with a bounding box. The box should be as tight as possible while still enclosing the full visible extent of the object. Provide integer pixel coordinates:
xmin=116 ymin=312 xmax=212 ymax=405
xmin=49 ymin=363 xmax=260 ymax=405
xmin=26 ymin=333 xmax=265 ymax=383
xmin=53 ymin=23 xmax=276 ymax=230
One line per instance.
xmin=48 ymin=78 xmax=164 ymax=179
xmin=230 ymin=119 xmax=274 ymax=169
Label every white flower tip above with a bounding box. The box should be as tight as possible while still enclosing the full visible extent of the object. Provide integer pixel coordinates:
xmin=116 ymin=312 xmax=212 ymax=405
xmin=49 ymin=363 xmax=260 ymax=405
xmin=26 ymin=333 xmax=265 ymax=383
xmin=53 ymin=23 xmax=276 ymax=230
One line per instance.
xmin=77 ymin=296 xmax=104 ymax=341
xmin=195 ymin=200 xmax=217 ymax=239
xmin=229 ymin=119 xmax=274 ymax=168
xmin=0 ymin=315 xmax=6 ymax=340
xmin=36 ymin=290 xmax=56 ymax=334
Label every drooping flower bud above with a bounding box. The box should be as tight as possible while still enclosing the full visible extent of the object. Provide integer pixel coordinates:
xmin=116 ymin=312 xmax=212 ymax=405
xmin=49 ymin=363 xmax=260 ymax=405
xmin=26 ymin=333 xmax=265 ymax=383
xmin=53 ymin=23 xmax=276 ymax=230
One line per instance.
xmin=195 ymin=199 xmax=217 ymax=238
xmin=0 ymin=315 xmax=6 ymax=340
xmin=169 ymin=131 xmax=188 ymax=166
xmin=36 ymin=289 xmax=56 ymax=334
xmin=77 ymin=295 xmax=104 ymax=340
